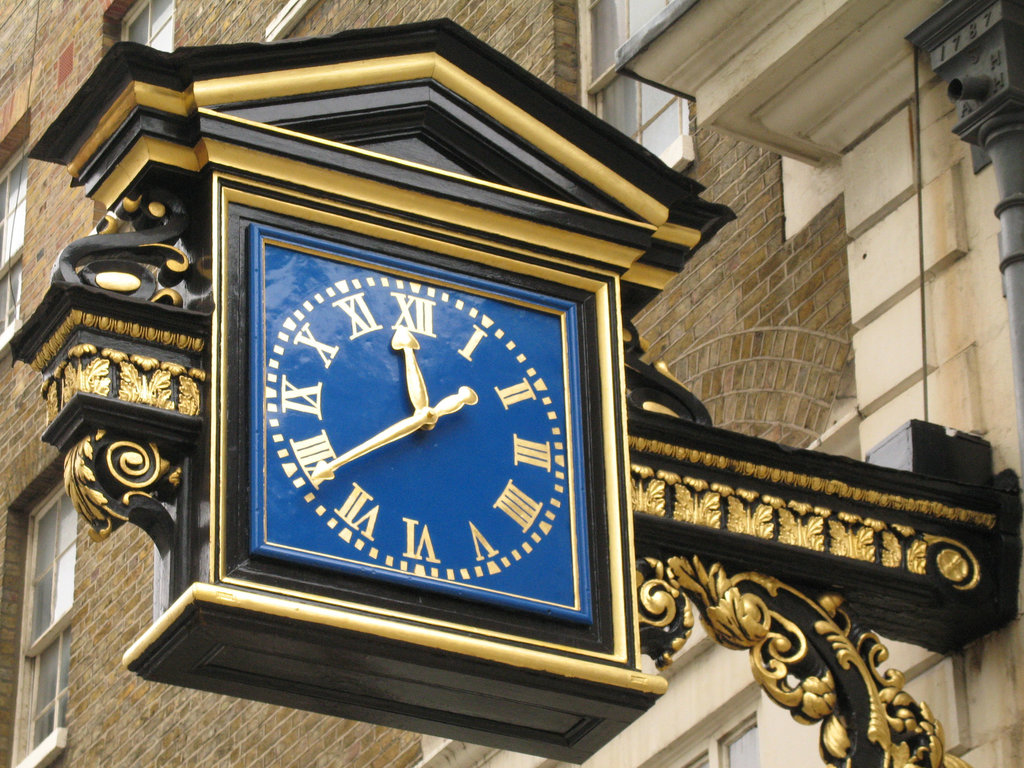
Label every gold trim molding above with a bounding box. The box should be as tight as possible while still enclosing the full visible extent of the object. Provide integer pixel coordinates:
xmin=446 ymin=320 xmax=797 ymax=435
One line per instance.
xmin=31 ymin=310 xmax=205 ymax=373
xmin=123 ymin=583 xmax=668 ymax=696
xmin=629 ymin=436 xmax=996 ymax=530
xmin=630 ymin=465 xmax=981 ymax=590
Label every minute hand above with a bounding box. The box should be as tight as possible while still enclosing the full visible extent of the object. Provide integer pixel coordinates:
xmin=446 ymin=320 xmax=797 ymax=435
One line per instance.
xmin=310 ymin=385 xmax=478 ymax=486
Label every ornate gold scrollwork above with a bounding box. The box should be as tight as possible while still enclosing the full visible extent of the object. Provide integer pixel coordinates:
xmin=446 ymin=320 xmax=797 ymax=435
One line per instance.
xmin=636 ymin=557 xmax=693 ymax=667
xmin=63 ymin=429 xmax=178 ymax=552
xmin=52 ymin=188 xmax=202 ymax=310
xmin=629 ymin=436 xmax=996 ymax=529
xmin=647 ymin=555 xmax=969 ymax=768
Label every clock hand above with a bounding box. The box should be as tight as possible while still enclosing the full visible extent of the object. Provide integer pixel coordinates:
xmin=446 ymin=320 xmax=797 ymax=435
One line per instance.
xmin=311 ymin=386 xmax=480 ymax=485
xmin=311 ymin=409 xmax=430 ymax=486
xmin=422 ymin=385 xmax=479 ymax=427
xmin=392 ymin=328 xmax=429 ymax=411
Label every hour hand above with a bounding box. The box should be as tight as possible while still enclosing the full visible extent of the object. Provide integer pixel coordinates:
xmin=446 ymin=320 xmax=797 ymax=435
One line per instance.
xmin=392 ymin=328 xmax=428 ymax=411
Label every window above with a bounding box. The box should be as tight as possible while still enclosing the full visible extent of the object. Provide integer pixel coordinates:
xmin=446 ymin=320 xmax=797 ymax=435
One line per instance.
xmin=680 ymin=722 xmax=760 ymax=768
xmin=586 ymin=0 xmax=691 ymax=167
xmin=16 ymin=493 xmax=76 ymax=768
xmin=0 ymin=152 xmax=26 ymax=348
xmin=123 ymin=0 xmax=174 ymax=51
xmin=723 ymin=724 xmax=759 ymax=768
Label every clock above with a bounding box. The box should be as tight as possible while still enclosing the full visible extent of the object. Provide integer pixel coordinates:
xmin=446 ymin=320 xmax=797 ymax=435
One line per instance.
xmin=248 ymin=224 xmax=593 ymax=624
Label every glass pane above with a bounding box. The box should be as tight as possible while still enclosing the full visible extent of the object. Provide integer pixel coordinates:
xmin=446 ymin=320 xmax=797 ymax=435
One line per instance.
xmin=32 ymin=705 xmax=54 ymax=749
xmin=8 ymin=157 xmax=26 ymax=212
xmin=688 ymin=757 xmax=710 ymax=768
xmin=727 ymin=725 xmax=760 ymax=768
xmin=31 ymin=573 xmax=52 ymax=640
xmin=7 ymin=261 xmax=20 ymax=328
xmin=641 ymin=101 xmax=681 ymax=157
xmin=57 ymin=692 xmax=68 ymax=730
xmin=35 ymin=642 xmax=59 ymax=715
xmin=127 ymin=10 xmax=149 ymax=44
xmin=35 ymin=506 xmax=57 ymax=577
xmin=151 ymin=20 xmax=173 ymax=51
xmin=53 ymin=550 xmax=75 ymax=620
xmin=629 ymin=0 xmax=665 ymax=33
xmin=602 ymin=76 xmax=638 ymax=136
xmin=59 ymin=631 xmax=71 ymax=691
xmin=641 ymin=82 xmax=672 ymax=124
xmin=0 ymin=273 xmax=8 ymax=329
xmin=591 ymin=0 xmax=623 ymax=78
xmin=152 ymin=0 xmax=173 ymax=25
xmin=8 ymin=197 xmax=25 ymax=257
xmin=57 ymin=497 xmax=76 ymax=550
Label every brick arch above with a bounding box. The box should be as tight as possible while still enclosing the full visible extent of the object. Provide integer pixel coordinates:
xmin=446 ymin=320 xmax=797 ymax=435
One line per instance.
xmin=674 ymin=327 xmax=851 ymax=446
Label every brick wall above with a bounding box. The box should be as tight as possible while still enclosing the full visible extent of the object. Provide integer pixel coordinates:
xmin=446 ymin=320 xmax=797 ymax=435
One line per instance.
xmin=289 ymin=0 xmax=579 ymax=99
xmin=636 ymin=130 xmax=852 ymax=447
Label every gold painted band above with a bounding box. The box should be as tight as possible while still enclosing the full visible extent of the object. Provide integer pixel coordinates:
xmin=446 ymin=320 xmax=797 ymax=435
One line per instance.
xmin=628 ymin=435 xmax=998 ymax=529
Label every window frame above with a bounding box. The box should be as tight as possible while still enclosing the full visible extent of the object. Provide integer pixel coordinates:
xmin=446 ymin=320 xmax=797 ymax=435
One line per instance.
xmin=581 ymin=0 xmax=693 ymax=169
xmin=121 ymin=0 xmax=175 ymax=51
xmin=676 ymin=718 xmax=760 ymax=768
xmin=0 ymin=149 xmax=27 ymax=352
xmin=13 ymin=491 xmax=76 ymax=768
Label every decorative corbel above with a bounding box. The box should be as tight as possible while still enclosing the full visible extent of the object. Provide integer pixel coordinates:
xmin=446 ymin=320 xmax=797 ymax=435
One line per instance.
xmin=636 ymin=555 xmax=970 ymax=768
xmin=50 ymin=187 xmax=211 ymax=310
xmin=12 ymin=186 xmax=210 ymax=556
xmin=623 ymin=321 xmax=712 ymax=424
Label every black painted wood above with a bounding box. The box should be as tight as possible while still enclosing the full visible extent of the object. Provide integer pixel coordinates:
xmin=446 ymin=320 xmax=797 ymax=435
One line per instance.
xmin=629 ymin=410 xmax=1021 ymax=652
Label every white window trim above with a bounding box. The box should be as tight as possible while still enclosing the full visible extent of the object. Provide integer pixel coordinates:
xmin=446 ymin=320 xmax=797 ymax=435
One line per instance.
xmin=13 ymin=491 xmax=75 ymax=768
xmin=0 ymin=150 xmax=27 ymax=353
xmin=13 ymin=727 xmax=66 ymax=768
xmin=266 ymin=0 xmax=320 ymax=40
xmin=579 ymin=0 xmax=694 ymax=169
xmin=121 ymin=0 xmax=174 ymax=50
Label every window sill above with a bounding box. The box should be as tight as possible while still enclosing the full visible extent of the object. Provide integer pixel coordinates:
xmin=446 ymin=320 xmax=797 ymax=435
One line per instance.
xmin=15 ymin=727 xmax=66 ymax=768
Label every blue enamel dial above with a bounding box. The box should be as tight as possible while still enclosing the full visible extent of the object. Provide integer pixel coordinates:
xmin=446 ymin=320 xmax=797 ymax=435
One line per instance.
xmin=249 ymin=225 xmax=592 ymax=624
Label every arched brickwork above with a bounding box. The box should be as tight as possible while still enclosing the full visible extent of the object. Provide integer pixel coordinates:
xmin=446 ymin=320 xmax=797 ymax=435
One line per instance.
xmin=637 ymin=131 xmax=852 ymax=448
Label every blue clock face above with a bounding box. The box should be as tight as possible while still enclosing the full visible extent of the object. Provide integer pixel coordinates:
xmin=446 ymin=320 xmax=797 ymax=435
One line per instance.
xmin=249 ymin=225 xmax=592 ymax=624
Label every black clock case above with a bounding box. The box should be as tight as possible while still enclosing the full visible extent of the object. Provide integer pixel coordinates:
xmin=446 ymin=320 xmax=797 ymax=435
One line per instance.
xmin=123 ymin=184 xmax=658 ymax=763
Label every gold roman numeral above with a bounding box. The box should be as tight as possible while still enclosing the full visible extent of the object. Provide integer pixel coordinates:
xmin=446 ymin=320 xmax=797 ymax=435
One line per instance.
xmin=469 ymin=521 xmax=498 ymax=561
xmin=289 ymin=429 xmax=337 ymax=488
xmin=403 ymin=517 xmax=440 ymax=562
xmin=293 ymin=322 xmax=339 ymax=368
xmin=391 ymin=292 xmax=436 ymax=337
xmin=457 ymin=325 xmax=488 ymax=361
xmin=333 ymin=292 xmax=383 ymax=339
xmin=512 ymin=434 xmax=552 ymax=472
xmin=494 ymin=378 xmax=536 ymax=409
xmin=335 ymin=482 xmax=379 ymax=540
xmin=493 ymin=480 xmax=542 ymax=531
xmin=280 ymin=376 xmax=323 ymax=419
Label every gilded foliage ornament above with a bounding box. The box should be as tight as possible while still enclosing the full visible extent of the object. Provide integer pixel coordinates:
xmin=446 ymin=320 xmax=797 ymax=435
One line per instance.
xmin=63 ymin=429 xmax=179 ymax=552
xmin=646 ymin=555 xmax=970 ymax=768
